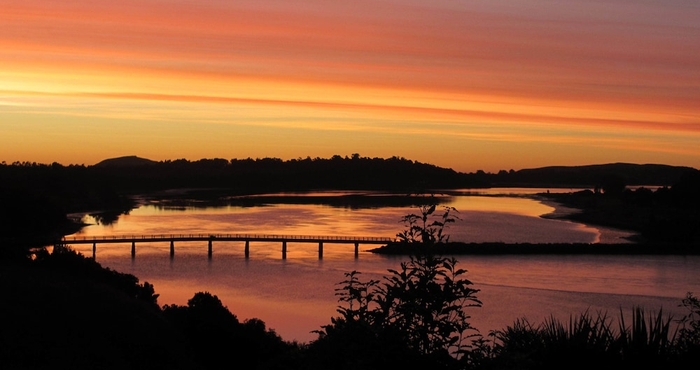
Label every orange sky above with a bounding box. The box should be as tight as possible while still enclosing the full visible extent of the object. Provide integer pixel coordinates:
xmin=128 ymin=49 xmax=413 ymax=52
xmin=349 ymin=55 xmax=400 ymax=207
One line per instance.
xmin=1 ymin=0 xmax=699 ymax=172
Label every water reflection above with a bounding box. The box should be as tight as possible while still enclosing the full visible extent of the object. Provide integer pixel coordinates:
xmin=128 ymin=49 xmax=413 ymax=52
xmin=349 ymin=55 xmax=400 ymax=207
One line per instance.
xmin=76 ymin=190 xmax=619 ymax=244
xmin=66 ymin=246 xmax=700 ymax=344
xmin=62 ymin=190 xmax=698 ymax=344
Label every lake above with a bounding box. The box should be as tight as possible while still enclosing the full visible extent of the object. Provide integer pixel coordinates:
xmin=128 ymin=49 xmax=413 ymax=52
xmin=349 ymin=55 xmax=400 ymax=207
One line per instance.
xmin=67 ymin=189 xmax=700 ymax=343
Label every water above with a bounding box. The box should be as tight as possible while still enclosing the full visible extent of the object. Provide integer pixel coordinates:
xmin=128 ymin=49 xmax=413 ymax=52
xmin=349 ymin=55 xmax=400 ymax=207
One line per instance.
xmin=66 ymin=189 xmax=700 ymax=343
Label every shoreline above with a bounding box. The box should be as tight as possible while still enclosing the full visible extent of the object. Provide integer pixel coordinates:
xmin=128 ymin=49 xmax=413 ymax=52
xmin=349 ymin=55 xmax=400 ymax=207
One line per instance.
xmin=533 ymin=195 xmax=641 ymax=244
xmin=369 ymin=241 xmax=700 ymax=255
xmin=370 ymin=192 xmax=698 ymax=255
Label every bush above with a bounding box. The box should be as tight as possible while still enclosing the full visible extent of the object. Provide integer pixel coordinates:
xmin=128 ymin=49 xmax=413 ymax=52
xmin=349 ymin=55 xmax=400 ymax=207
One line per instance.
xmin=310 ymin=253 xmax=482 ymax=369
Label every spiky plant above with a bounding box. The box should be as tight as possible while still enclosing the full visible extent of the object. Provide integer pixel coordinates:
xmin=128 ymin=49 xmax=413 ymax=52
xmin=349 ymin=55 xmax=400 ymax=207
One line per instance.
xmin=617 ymin=307 xmax=677 ymax=365
xmin=540 ymin=310 xmax=616 ymax=353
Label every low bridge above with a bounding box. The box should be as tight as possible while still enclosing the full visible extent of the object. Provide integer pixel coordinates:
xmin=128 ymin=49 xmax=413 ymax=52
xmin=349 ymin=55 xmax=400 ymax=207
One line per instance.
xmin=59 ymin=234 xmax=394 ymax=260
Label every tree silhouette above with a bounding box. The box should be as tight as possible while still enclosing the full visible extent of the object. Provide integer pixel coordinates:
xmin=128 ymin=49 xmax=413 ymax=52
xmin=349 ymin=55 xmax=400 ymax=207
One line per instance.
xmin=162 ymin=292 xmax=298 ymax=369
xmin=311 ymin=254 xmax=482 ymax=369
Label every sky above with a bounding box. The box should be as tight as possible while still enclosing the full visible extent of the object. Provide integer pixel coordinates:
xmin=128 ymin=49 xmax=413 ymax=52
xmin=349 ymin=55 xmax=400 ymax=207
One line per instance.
xmin=1 ymin=0 xmax=699 ymax=173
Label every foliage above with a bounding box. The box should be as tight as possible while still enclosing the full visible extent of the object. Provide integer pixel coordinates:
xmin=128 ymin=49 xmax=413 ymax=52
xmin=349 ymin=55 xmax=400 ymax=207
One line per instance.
xmin=162 ymin=292 xmax=300 ymax=370
xmin=483 ymin=318 xmax=543 ymax=369
xmin=311 ymin=253 xmax=482 ymax=369
xmin=617 ymin=307 xmax=677 ymax=365
xmin=485 ymin=305 xmax=689 ymax=369
xmin=2 ymin=245 xmax=196 ymax=369
xmin=34 ymin=245 xmax=160 ymax=309
xmin=396 ymin=195 xmax=459 ymax=245
xmin=674 ymin=292 xmax=700 ymax=360
xmin=487 ymin=312 xmax=619 ymax=369
xmin=540 ymin=311 xmax=619 ymax=363
xmin=376 ymin=255 xmax=482 ymax=357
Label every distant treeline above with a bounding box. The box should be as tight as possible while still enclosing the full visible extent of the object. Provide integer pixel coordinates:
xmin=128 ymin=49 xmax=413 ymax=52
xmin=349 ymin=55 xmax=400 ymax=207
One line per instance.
xmin=1 ymin=155 xmax=486 ymax=197
xmin=90 ymin=154 xmax=484 ymax=194
xmin=5 ymin=156 xmax=697 ymax=196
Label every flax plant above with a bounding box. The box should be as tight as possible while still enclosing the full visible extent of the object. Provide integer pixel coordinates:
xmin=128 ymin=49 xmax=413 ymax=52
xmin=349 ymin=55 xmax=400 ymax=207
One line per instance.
xmin=539 ymin=310 xmax=617 ymax=357
xmin=617 ymin=307 xmax=677 ymax=365
xmin=487 ymin=307 xmax=681 ymax=368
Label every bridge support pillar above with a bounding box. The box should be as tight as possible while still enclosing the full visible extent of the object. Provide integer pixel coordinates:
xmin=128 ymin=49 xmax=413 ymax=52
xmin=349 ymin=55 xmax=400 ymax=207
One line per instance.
xmin=208 ymin=239 xmax=213 ymax=259
xmin=170 ymin=240 xmax=175 ymax=258
xmin=318 ymin=242 xmax=323 ymax=260
xmin=354 ymin=243 xmax=359 ymax=258
xmin=244 ymin=240 xmax=250 ymax=259
xmin=131 ymin=241 xmax=136 ymax=259
xmin=92 ymin=242 xmax=96 ymax=259
xmin=282 ymin=241 xmax=287 ymax=260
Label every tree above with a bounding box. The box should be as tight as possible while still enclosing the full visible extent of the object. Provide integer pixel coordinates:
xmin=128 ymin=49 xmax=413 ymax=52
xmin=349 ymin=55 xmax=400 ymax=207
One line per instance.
xmin=598 ymin=175 xmax=626 ymax=196
xmin=311 ymin=254 xmax=482 ymax=369
xmin=162 ymin=292 xmax=299 ymax=370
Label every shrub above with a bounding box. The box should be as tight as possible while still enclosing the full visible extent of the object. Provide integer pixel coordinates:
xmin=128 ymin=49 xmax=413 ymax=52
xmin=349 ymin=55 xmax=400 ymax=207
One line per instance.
xmin=311 ymin=253 xmax=482 ymax=369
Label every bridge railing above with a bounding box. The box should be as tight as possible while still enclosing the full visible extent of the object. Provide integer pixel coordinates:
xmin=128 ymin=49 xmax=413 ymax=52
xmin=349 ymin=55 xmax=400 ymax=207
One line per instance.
xmin=58 ymin=233 xmax=395 ymax=260
xmin=61 ymin=234 xmax=394 ymax=242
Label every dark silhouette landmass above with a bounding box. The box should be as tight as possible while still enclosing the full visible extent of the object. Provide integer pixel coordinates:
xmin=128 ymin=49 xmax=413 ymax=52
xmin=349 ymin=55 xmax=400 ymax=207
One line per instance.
xmin=90 ymin=156 xmax=698 ymax=191
xmin=487 ymin=162 xmax=698 ymax=188
xmin=0 ymin=247 xmax=301 ymax=370
xmin=90 ymin=154 xmax=480 ymax=194
xmin=370 ymin=241 xmax=700 ymax=255
xmin=93 ymin=155 xmax=158 ymax=168
xmin=537 ymin=170 xmax=700 ymax=244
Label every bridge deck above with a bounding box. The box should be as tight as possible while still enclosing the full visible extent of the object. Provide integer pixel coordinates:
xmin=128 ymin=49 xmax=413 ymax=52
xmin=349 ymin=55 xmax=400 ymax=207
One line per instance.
xmin=61 ymin=233 xmax=393 ymax=244
xmin=60 ymin=233 xmax=393 ymax=260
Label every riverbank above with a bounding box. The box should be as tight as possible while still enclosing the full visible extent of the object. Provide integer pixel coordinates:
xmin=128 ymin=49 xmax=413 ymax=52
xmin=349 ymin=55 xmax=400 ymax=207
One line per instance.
xmin=533 ymin=194 xmax=641 ymax=243
xmin=369 ymin=241 xmax=700 ymax=255
xmin=541 ymin=186 xmax=698 ymax=245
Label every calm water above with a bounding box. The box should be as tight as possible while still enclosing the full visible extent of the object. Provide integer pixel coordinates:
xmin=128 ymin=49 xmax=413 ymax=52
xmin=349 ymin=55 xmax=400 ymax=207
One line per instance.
xmin=67 ymin=189 xmax=700 ymax=343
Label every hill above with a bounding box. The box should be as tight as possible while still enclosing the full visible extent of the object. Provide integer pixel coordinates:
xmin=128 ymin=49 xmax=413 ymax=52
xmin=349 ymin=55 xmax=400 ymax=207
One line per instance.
xmin=89 ymin=156 xmax=698 ymax=190
xmin=93 ymin=155 xmax=157 ymax=168
xmin=488 ymin=163 xmax=698 ymax=188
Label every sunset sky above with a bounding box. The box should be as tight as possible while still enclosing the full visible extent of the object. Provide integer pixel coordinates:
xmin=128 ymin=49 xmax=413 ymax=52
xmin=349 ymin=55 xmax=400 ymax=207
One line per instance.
xmin=1 ymin=0 xmax=699 ymax=173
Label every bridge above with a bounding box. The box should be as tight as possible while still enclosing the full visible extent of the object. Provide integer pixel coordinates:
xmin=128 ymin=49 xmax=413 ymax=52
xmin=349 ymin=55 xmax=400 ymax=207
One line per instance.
xmin=59 ymin=233 xmax=394 ymax=260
